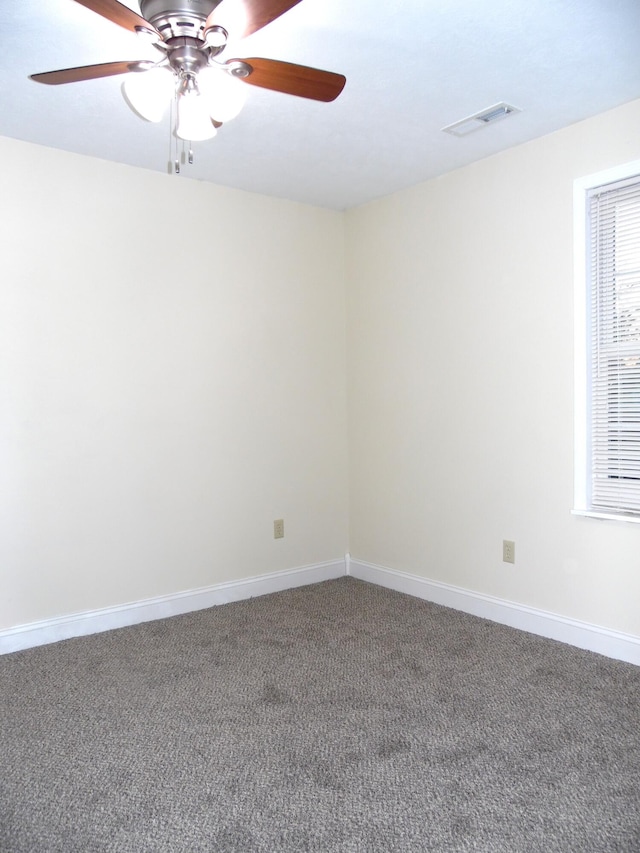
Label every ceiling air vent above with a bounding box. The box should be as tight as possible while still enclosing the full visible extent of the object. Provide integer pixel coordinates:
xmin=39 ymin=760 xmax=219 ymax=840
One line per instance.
xmin=442 ymin=102 xmax=521 ymax=137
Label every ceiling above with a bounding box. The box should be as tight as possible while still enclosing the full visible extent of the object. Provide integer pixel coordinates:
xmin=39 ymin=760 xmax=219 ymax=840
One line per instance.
xmin=2 ymin=0 xmax=640 ymax=210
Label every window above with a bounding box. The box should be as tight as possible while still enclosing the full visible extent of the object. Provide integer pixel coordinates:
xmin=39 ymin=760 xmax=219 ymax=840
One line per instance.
xmin=574 ymin=162 xmax=640 ymax=521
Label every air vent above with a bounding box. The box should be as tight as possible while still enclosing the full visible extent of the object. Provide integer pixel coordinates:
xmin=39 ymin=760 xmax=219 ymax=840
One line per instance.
xmin=442 ymin=102 xmax=521 ymax=137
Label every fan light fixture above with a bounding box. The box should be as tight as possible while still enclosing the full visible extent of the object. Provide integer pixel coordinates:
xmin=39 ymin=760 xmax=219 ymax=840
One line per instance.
xmin=176 ymin=73 xmax=217 ymax=140
xmin=123 ymin=62 xmax=246 ymax=145
xmin=123 ymin=66 xmax=175 ymax=122
xmin=123 ymin=63 xmax=245 ymax=143
xmin=198 ymin=66 xmax=246 ymax=122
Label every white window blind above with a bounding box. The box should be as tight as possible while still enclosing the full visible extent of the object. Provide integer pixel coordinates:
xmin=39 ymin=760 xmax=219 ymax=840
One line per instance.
xmin=588 ymin=175 xmax=640 ymax=516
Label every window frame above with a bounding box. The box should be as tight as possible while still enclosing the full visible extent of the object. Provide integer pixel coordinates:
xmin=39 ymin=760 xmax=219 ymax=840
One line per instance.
xmin=573 ymin=159 xmax=640 ymax=524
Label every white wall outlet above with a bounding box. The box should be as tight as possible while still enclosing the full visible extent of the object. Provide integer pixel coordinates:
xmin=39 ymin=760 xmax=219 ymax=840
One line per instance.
xmin=503 ymin=540 xmax=515 ymax=564
xmin=274 ymin=519 xmax=284 ymax=539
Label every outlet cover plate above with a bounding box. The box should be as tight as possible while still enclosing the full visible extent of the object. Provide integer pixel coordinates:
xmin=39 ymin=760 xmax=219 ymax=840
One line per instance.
xmin=503 ymin=540 xmax=515 ymax=564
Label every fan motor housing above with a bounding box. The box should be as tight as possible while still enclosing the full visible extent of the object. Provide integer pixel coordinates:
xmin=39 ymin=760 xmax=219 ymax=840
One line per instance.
xmin=140 ymin=0 xmax=222 ymax=38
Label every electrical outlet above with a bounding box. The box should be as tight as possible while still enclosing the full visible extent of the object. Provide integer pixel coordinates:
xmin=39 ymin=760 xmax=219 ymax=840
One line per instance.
xmin=273 ymin=519 xmax=284 ymax=540
xmin=503 ymin=540 xmax=515 ymax=564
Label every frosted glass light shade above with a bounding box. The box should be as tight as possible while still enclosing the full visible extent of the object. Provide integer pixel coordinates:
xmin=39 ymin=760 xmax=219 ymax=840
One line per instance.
xmin=198 ymin=67 xmax=247 ymax=123
xmin=124 ymin=68 xmax=175 ymax=122
xmin=177 ymin=92 xmax=218 ymax=141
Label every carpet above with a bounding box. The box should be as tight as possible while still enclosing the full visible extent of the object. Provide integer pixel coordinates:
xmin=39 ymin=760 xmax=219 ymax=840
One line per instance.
xmin=1 ymin=577 xmax=639 ymax=851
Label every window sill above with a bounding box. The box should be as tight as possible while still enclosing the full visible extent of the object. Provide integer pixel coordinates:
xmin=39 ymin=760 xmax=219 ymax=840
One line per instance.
xmin=572 ymin=509 xmax=640 ymax=524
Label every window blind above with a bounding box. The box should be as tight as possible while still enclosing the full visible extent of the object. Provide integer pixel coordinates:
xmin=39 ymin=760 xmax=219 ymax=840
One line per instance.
xmin=588 ymin=175 xmax=640 ymax=515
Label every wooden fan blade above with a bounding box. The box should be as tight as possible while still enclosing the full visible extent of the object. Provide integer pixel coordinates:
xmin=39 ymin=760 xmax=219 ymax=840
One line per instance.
xmin=30 ymin=61 xmax=143 ymax=85
xmin=233 ymin=57 xmax=345 ymax=102
xmin=205 ymin=0 xmax=302 ymax=40
xmin=72 ymin=0 xmax=160 ymax=37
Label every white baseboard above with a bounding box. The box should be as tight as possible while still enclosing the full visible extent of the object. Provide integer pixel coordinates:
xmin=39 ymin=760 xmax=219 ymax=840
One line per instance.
xmin=349 ymin=558 xmax=640 ymax=667
xmin=0 ymin=558 xmax=346 ymax=655
xmin=4 ymin=554 xmax=639 ymax=666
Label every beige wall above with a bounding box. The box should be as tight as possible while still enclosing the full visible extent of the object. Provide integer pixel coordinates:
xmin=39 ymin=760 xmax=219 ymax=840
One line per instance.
xmin=3 ymin=97 xmax=640 ymax=639
xmin=0 ymin=137 xmax=348 ymax=630
xmin=346 ymin=98 xmax=640 ymax=637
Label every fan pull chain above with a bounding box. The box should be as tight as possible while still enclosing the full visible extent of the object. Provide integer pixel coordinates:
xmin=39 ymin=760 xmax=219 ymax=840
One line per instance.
xmin=167 ymin=97 xmax=196 ymax=174
xmin=177 ymin=137 xmax=183 ymax=173
xmin=168 ymin=96 xmax=179 ymax=174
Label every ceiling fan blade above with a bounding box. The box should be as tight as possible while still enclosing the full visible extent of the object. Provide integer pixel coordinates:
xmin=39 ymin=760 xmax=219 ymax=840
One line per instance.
xmin=233 ymin=57 xmax=346 ymax=102
xmin=205 ymin=0 xmax=302 ymax=40
xmin=72 ymin=0 xmax=160 ymax=37
xmin=30 ymin=61 xmax=143 ymax=85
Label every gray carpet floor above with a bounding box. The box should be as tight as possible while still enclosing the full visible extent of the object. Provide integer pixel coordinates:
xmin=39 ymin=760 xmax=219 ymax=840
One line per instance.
xmin=1 ymin=577 xmax=639 ymax=852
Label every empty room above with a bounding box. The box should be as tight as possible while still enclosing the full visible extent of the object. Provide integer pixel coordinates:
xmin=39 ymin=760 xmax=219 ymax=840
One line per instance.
xmin=1 ymin=0 xmax=640 ymax=850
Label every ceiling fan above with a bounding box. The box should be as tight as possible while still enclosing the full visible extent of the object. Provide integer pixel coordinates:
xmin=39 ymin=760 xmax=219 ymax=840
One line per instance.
xmin=30 ymin=0 xmax=346 ymax=147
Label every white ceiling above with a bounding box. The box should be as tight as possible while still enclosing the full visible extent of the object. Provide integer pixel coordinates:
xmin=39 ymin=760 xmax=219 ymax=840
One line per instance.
xmin=2 ymin=0 xmax=640 ymax=210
